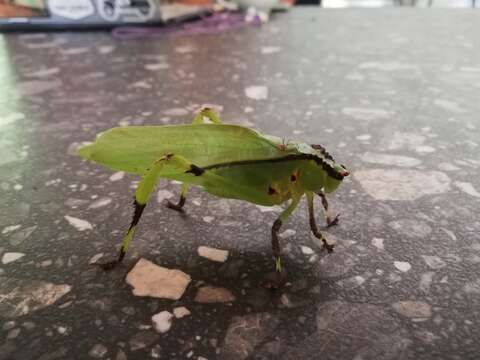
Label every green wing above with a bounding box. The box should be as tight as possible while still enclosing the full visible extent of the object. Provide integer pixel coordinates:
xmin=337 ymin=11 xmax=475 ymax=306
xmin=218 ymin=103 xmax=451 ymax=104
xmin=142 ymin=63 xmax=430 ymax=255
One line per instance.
xmin=77 ymin=124 xmax=291 ymax=175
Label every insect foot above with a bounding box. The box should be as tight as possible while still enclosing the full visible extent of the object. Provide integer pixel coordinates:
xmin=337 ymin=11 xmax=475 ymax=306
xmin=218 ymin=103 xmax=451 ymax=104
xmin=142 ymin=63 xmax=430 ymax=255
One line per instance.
xmin=322 ymin=240 xmax=335 ymax=253
xmin=96 ymin=260 xmax=121 ymax=271
xmin=327 ymin=214 xmax=340 ymax=227
xmin=165 ymin=195 xmax=186 ymax=212
xmin=261 ymin=268 xmax=288 ymax=290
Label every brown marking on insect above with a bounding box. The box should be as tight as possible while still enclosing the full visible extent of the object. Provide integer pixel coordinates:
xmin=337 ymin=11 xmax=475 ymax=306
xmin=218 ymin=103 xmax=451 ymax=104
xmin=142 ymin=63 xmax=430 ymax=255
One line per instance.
xmin=290 ymin=170 xmax=300 ymax=183
xmin=268 ymin=186 xmax=277 ymax=195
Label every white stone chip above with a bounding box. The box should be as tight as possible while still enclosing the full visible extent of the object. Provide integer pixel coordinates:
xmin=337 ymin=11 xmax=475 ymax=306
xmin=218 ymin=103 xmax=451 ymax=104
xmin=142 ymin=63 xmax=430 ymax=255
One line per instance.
xmin=173 ymin=306 xmax=191 ymax=319
xmin=151 ymin=311 xmax=174 ymax=333
xmin=394 ymin=261 xmax=412 ymax=272
xmin=109 ymin=171 xmax=125 ymax=182
xmin=261 ymin=46 xmax=281 ymax=54
xmin=454 ymin=181 xmax=480 ymax=198
xmin=197 ymin=246 xmax=229 ymax=263
xmin=157 ymin=190 xmax=174 ymax=204
xmin=89 ymin=253 xmax=104 ymax=264
xmin=360 ymin=152 xmax=421 ymax=167
xmin=88 ymin=197 xmax=112 ymax=209
xmin=392 ymin=301 xmax=432 ymax=319
xmin=421 ymin=255 xmax=446 ymax=270
xmin=126 ymin=259 xmax=191 ymax=300
xmin=64 ymin=215 xmax=93 ymax=231
xmin=372 ymin=237 xmax=384 ymax=251
xmin=245 ymin=86 xmax=268 ymax=100
xmin=2 ymin=225 xmax=21 ymax=234
xmin=300 ymin=246 xmax=314 ymax=255
xmin=2 ymin=252 xmax=25 ymax=264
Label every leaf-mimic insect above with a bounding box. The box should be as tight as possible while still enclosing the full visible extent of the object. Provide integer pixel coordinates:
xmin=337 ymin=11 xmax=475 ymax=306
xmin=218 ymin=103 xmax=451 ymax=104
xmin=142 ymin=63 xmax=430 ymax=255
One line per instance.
xmin=78 ymin=108 xmax=349 ymax=285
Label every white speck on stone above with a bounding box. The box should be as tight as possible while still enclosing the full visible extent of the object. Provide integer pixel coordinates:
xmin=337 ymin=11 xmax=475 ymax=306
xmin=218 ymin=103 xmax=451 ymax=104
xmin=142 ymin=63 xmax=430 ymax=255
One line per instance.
xmin=13 ymin=184 xmax=23 ymax=191
xmin=372 ymin=237 xmax=384 ymax=250
xmin=89 ymin=343 xmax=108 ymax=358
xmin=64 ymin=215 xmax=93 ymax=231
xmin=394 ymin=261 xmax=411 ymax=272
xmin=345 ymin=72 xmax=365 ymax=81
xmin=89 ymin=253 xmax=104 ymax=264
xmin=173 ymin=306 xmax=191 ymax=319
xmin=98 ymin=45 xmax=114 ymax=54
xmin=360 ymin=152 xmax=421 ymax=167
xmin=438 ymin=162 xmax=460 ymax=172
xmin=300 ymin=246 xmax=314 ymax=255
xmin=88 ymin=197 xmax=112 ymax=209
xmin=454 ymin=182 xmax=480 ymax=198
xmin=440 ymin=228 xmax=457 ymax=241
xmin=382 ymin=132 xmax=426 ymax=151
xmin=342 ymin=107 xmax=393 ymax=121
xmin=255 ymin=204 xmax=282 ymax=213
xmin=244 ymin=106 xmax=254 ymax=113
xmin=354 ymin=169 xmax=451 ymax=201
xmin=261 ymin=46 xmax=281 ymax=54
xmin=356 ymin=134 xmax=371 ymax=141
xmin=163 ymin=108 xmax=189 ymax=116
xmin=202 ymin=216 xmax=214 ymax=223
xmin=126 ymin=258 xmax=191 ymax=300
xmin=109 ymin=171 xmax=125 ymax=182
xmin=415 ymin=145 xmax=436 ymax=154
xmin=197 ymin=246 xmax=229 ymax=263
xmin=2 ymin=252 xmax=25 ymax=264
xmin=175 ymin=45 xmax=197 ymax=54
xmin=392 ymin=301 xmax=432 ymax=319
xmin=422 ymin=255 xmax=446 ymax=270
xmin=2 ymin=225 xmax=21 ymax=235
xmin=151 ymin=311 xmax=174 ymax=333
xmin=279 ymin=229 xmax=296 ymax=238
xmin=420 ymin=272 xmax=434 ymax=292
xmin=145 ymin=63 xmax=170 ymax=71
xmin=434 ymin=99 xmax=465 ymax=113
xmin=245 ymin=86 xmax=268 ymax=100
xmin=57 ymin=326 xmax=67 ymax=334
xmin=157 ymin=189 xmax=174 ymax=203
xmin=389 ymin=219 xmax=432 ymax=238
xmin=358 ymin=62 xmax=417 ymax=71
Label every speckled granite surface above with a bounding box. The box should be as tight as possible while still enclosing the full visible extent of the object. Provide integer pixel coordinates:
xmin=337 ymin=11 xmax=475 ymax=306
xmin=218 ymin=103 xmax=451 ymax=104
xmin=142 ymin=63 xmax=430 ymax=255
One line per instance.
xmin=1 ymin=8 xmax=479 ymax=360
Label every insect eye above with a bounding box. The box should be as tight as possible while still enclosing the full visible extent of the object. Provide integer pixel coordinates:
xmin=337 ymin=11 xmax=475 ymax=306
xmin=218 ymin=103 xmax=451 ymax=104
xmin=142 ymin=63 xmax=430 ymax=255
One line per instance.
xmin=340 ymin=164 xmax=350 ymax=177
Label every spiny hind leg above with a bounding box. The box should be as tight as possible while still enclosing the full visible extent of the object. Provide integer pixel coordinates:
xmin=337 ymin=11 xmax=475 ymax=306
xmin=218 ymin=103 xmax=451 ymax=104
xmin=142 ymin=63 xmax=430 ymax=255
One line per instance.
xmin=264 ymin=195 xmax=302 ymax=289
xmin=316 ymin=190 xmax=340 ymax=227
xmin=166 ymin=183 xmax=189 ymax=212
xmin=306 ymin=191 xmax=334 ymax=252
xmin=99 ymin=154 xmax=200 ymax=270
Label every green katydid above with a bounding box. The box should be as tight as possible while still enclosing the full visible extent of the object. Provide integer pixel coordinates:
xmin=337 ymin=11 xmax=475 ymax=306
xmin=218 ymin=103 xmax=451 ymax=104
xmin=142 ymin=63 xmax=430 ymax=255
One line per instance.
xmin=77 ymin=108 xmax=349 ymax=283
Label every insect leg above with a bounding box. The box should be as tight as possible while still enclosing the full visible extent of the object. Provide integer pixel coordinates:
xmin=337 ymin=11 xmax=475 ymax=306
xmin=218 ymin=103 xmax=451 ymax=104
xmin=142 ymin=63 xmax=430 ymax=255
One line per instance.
xmin=166 ymin=183 xmax=189 ymax=212
xmin=192 ymin=107 xmax=222 ymax=124
xmin=316 ymin=190 xmax=340 ymax=227
xmin=306 ymin=191 xmax=334 ymax=252
xmin=99 ymin=154 xmax=199 ymax=270
xmin=271 ymin=195 xmax=302 ymax=275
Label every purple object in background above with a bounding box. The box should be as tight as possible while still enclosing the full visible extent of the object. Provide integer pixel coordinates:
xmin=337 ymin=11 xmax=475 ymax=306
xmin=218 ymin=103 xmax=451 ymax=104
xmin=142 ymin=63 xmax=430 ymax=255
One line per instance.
xmin=112 ymin=12 xmax=262 ymax=39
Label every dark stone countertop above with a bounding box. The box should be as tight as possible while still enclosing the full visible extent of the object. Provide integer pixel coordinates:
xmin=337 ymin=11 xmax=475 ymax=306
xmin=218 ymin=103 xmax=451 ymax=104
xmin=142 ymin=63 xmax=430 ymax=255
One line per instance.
xmin=1 ymin=7 xmax=479 ymax=360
